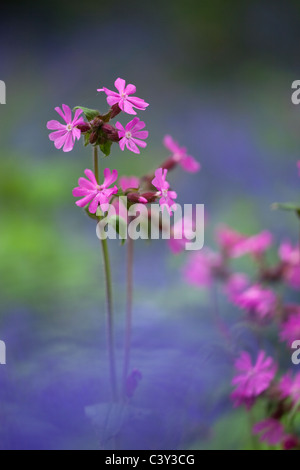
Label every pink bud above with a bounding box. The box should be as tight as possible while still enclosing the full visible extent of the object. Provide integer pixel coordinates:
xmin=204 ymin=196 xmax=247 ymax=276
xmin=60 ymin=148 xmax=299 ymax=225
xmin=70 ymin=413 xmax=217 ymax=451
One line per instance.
xmin=77 ymin=122 xmax=91 ymax=133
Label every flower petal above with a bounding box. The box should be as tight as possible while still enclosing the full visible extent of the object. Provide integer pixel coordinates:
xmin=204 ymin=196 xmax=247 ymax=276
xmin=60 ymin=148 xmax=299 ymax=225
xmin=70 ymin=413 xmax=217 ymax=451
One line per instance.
xmin=103 ymin=168 xmax=118 ymax=187
xmin=115 ymin=78 xmax=126 ymax=94
xmin=126 ymin=139 xmax=140 ymax=154
xmin=47 ymin=120 xmax=65 ymax=130
xmin=125 ymin=84 xmax=136 ymax=95
xmin=49 ymin=130 xmax=67 ymax=141
xmin=132 ymin=130 xmax=148 ymax=140
xmin=62 ymin=104 xmax=72 ymax=124
xmin=62 ymin=132 xmax=74 ymax=152
xmin=107 ymin=95 xmax=121 ymax=107
xmin=84 ymin=169 xmax=98 ymax=186
xmin=131 ymin=137 xmax=147 ymax=148
xmin=75 ymin=193 xmax=95 ymax=208
xmin=54 ymin=133 xmax=68 ymax=149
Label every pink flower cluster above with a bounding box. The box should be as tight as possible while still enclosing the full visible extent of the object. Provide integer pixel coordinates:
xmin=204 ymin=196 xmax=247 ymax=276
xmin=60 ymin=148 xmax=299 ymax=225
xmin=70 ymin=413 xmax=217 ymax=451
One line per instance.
xmin=46 ymin=78 xmax=201 ymax=216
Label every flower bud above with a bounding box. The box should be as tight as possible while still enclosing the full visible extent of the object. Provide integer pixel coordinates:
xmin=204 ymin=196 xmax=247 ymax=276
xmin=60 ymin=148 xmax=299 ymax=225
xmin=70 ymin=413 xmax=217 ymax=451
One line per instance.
xmin=161 ymin=157 xmax=178 ymax=171
xmin=77 ymin=122 xmax=91 ymax=133
xmin=127 ymin=193 xmax=148 ymax=204
xmin=89 ymin=131 xmax=98 ymax=144
xmin=90 ymin=116 xmax=103 ymax=129
xmin=140 ymin=192 xmax=158 ymax=203
xmin=102 ymin=123 xmax=120 ymax=142
xmin=110 ymin=103 xmax=121 ymax=119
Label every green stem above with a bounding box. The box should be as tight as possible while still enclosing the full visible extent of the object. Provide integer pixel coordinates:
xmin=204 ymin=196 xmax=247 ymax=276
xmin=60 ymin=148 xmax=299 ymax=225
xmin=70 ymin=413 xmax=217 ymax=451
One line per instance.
xmin=122 ymin=236 xmax=134 ymax=399
xmin=93 ymin=146 xmax=99 ymax=184
xmin=101 ymin=236 xmax=118 ymax=402
xmin=93 ymin=146 xmax=118 ymax=402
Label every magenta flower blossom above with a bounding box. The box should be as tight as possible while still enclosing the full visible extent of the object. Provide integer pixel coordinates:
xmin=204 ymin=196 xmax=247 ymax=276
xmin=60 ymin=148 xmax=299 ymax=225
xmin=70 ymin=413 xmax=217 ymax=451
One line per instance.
xmin=279 ymin=242 xmax=300 ymax=290
xmin=163 ymin=135 xmax=200 ymax=173
xmin=168 ymin=217 xmax=195 ymax=254
xmin=225 ymin=273 xmax=249 ymax=302
xmin=116 ymin=118 xmax=148 ymax=154
xmin=119 ymin=176 xmax=140 ymax=192
xmin=231 ymin=351 xmax=277 ymax=408
xmin=280 ymin=308 xmax=300 ymax=347
xmin=183 ymin=249 xmax=223 ymax=288
xmin=231 ymin=231 xmax=273 ymax=258
xmin=47 ymin=104 xmax=85 ymax=152
xmin=279 ymin=372 xmax=300 ymax=405
xmin=97 ymin=78 xmax=149 ymax=115
xmin=253 ymin=419 xmax=285 ymax=446
xmin=232 ymin=284 xmax=277 ymax=321
xmin=72 ymin=168 xmax=118 ymax=214
xmin=216 ymin=225 xmax=246 ymax=256
xmin=151 ymin=168 xmax=177 ymax=215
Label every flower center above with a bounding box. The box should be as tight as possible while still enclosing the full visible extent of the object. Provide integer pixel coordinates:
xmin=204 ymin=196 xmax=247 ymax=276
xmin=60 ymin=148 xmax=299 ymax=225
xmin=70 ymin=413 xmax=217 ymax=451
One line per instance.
xmin=162 ymin=189 xmax=168 ymax=198
xmin=66 ymin=123 xmax=73 ymax=132
xmin=121 ymin=92 xmax=128 ymax=99
xmin=173 ymin=153 xmax=182 ymax=162
xmin=96 ymin=185 xmax=102 ymax=191
xmin=125 ymin=131 xmax=132 ymax=139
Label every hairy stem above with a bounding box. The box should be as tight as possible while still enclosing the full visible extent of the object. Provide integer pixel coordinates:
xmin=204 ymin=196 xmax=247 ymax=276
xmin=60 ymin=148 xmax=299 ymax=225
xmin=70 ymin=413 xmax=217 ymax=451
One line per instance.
xmin=123 ymin=236 xmax=134 ymax=398
xmin=101 ymin=236 xmax=118 ymax=402
xmin=93 ymin=146 xmax=118 ymax=402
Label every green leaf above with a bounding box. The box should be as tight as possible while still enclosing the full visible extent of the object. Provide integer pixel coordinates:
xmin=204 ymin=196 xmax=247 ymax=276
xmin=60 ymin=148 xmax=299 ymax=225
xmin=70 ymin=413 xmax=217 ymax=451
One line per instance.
xmin=272 ymin=202 xmax=300 ymax=218
xmin=99 ymin=140 xmax=112 ymax=157
xmin=84 ymin=206 xmax=99 ymax=221
xmin=83 ymin=133 xmax=90 ymax=147
xmin=73 ymin=106 xmax=99 ymax=121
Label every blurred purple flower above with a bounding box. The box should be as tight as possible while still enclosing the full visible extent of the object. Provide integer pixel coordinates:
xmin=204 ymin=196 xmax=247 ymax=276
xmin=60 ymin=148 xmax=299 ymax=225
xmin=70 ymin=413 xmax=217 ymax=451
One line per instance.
xmin=253 ymin=418 xmax=285 ymax=446
xmin=152 ymin=168 xmax=177 ymax=215
xmin=231 ymin=351 xmax=277 ymax=408
xmin=280 ymin=308 xmax=300 ymax=346
xmin=163 ymin=135 xmax=200 ymax=173
xmin=232 ymin=284 xmax=277 ymax=321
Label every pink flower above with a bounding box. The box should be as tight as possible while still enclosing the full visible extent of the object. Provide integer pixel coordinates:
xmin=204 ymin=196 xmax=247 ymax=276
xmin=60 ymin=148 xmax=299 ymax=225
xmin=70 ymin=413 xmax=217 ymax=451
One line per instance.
xmin=116 ymin=118 xmax=148 ymax=154
xmin=253 ymin=419 xmax=285 ymax=446
xmin=231 ymin=231 xmax=273 ymax=258
xmin=279 ymin=372 xmax=300 ymax=405
xmin=280 ymin=308 xmax=300 ymax=346
xmin=47 ymin=104 xmax=85 ymax=152
xmin=168 ymin=217 xmax=195 ymax=254
xmin=279 ymin=242 xmax=300 ymax=289
xmin=183 ymin=249 xmax=223 ymax=288
xmin=151 ymin=168 xmax=177 ymax=215
xmin=216 ymin=225 xmax=246 ymax=256
xmin=72 ymin=168 xmax=118 ymax=214
xmin=97 ymin=78 xmax=149 ymax=115
xmin=231 ymin=351 xmax=277 ymax=408
xmin=119 ymin=176 xmax=140 ymax=192
xmin=232 ymin=284 xmax=277 ymax=321
xmin=163 ymin=135 xmax=200 ymax=173
xmin=225 ymin=273 xmax=249 ymax=302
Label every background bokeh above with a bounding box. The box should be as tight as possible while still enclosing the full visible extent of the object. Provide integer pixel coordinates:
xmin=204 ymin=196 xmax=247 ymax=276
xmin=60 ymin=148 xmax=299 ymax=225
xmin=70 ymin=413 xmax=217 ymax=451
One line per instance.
xmin=0 ymin=0 xmax=299 ymax=449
